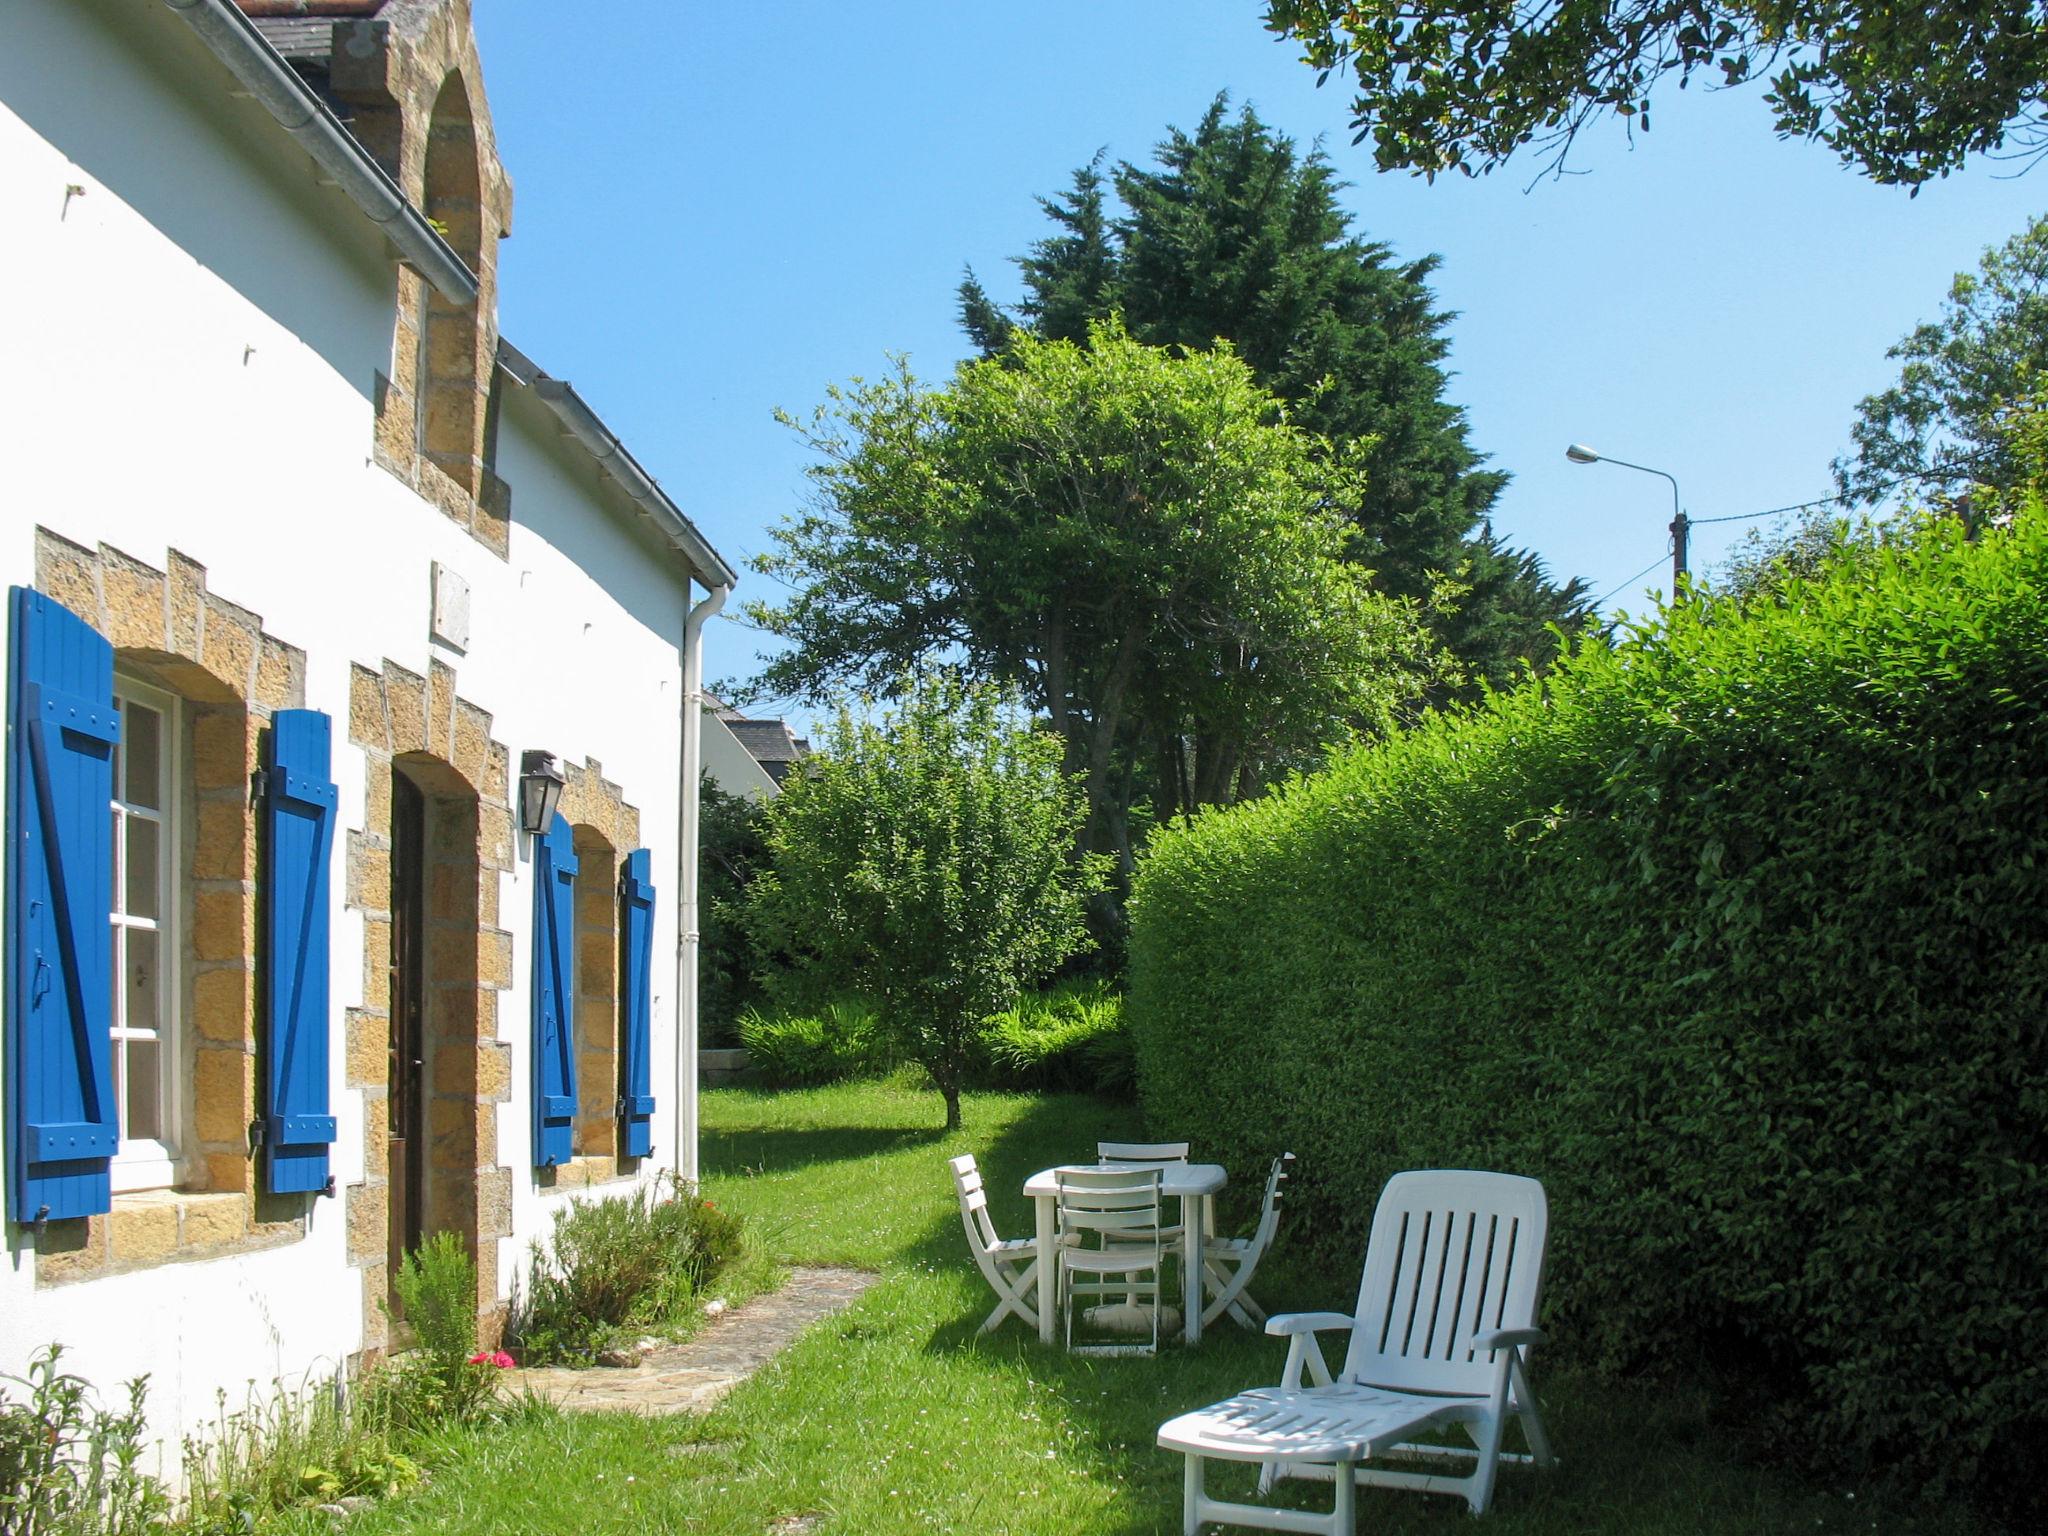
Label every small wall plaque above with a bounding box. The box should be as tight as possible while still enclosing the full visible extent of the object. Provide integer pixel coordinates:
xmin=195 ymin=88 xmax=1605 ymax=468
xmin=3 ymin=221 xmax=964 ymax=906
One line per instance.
xmin=430 ymin=561 xmax=471 ymax=652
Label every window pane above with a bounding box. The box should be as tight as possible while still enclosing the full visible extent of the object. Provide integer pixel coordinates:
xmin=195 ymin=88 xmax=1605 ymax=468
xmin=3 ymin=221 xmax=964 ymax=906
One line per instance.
xmin=124 ymin=815 xmax=159 ymax=920
xmin=124 ymin=701 xmax=162 ymax=810
xmin=125 ymin=1037 xmax=161 ymax=1142
xmin=126 ymin=927 xmax=160 ymax=1035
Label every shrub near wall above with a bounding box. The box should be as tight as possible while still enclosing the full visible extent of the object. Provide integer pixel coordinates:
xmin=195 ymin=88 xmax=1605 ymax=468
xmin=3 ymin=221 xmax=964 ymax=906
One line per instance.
xmin=1128 ymin=513 xmax=2048 ymax=1496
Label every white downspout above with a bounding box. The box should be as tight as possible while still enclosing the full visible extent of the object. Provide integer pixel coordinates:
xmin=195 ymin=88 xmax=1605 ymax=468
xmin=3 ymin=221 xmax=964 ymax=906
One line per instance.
xmin=676 ymin=581 xmax=728 ymax=1186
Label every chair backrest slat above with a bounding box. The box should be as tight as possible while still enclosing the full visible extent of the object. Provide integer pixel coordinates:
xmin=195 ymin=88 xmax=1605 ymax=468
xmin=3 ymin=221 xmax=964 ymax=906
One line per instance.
xmin=1247 ymin=1152 xmax=1294 ymax=1253
xmin=1097 ymin=1140 xmax=1189 ymax=1167
xmin=950 ymin=1153 xmax=1011 ymax=1261
xmin=1343 ymin=1170 xmax=1546 ymax=1396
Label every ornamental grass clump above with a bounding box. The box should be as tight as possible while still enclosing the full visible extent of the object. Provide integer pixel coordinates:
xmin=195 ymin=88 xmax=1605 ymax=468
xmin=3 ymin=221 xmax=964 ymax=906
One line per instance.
xmin=980 ymin=979 xmax=1132 ymax=1095
xmin=511 ymin=1178 xmax=744 ymax=1365
xmin=737 ymin=997 xmax=885 ymax=1085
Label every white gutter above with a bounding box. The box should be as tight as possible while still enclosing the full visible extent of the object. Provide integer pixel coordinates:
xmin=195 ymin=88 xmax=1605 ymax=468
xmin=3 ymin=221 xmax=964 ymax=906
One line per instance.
xmin=521 ymin=369 xmax=739 ymax=590
xmin=159 ymin=0 xmax=477 ymax=304
xmin=676 ymin=582 xmax=728 ymax=1186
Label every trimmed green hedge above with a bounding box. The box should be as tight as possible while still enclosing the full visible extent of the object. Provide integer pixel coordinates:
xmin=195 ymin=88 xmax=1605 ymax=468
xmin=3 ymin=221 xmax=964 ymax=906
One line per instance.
xmin=1129 ymin=514 xmax=2048 ymax=1496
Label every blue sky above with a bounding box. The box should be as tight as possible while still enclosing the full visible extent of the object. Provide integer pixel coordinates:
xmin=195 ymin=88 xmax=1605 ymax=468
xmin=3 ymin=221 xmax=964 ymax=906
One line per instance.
xmin=472 ymin=1 xmax=2045 ymax=709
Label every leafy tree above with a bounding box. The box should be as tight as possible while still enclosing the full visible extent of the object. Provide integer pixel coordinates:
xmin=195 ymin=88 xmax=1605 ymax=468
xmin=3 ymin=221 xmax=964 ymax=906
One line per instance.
xmin=743 ymin=672 xmax=1105 ymax=1128
xmin=1263 ymin=2 xmax=2048 ymax=188
xmin=697 ymin=773 xmax=768 ymax=1044
xmin=1834 ymin=212 xmax=2048 ymax=508
xmin=746 ymin=319 xmax=1443 ymax=878
xmin=958 ymin=98 xmax=1588 ymax=689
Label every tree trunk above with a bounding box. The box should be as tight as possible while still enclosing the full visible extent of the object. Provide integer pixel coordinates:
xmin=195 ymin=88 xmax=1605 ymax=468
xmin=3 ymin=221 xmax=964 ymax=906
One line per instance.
xmin=942 ymin=1085 xmax=962 ymax=1131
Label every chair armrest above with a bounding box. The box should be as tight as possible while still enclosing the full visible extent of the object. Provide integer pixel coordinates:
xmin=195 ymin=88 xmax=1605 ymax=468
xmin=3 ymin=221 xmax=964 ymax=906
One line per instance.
xmin=1472 ymin=1326 xmax=1545 ymax=1352
xmin=1264 ymin=1311 xmax=1356 ymax=1338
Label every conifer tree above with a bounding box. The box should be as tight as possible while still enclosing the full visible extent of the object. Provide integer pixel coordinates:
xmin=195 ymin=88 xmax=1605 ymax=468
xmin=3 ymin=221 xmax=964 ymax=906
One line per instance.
xmin=959 ymin=97 xmax=1588 ymax=689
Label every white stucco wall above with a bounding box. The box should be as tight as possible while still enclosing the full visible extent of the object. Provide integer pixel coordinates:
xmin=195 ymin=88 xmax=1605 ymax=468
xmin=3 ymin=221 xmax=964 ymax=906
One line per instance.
xmin=0 ymin=0 xmax=710 ymax=1475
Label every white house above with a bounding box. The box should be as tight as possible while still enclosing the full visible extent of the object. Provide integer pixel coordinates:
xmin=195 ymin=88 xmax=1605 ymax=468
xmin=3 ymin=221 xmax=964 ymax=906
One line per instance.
xmin=0 ymin=0 xmax=737 ymax=1473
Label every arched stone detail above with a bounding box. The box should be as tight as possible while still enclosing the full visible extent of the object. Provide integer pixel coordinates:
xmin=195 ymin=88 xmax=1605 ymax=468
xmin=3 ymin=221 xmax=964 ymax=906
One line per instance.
xmin=556 ymin=757 xmax=643 ymax=858
xmin=343 ymin=655 xmax=514 ymax=1351
xmin=27 ymin=529 xmax=312 ymax=1284
xmin=544 ymin=760 xmax=643 ymax=1186
xmin=330 ymin=0 xmax=515 ymax=557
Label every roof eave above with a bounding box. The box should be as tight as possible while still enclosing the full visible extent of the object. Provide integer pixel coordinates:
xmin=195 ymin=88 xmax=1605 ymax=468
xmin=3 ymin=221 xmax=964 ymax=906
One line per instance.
xmin=499 ymin=343 xmax=736 ymax=591
xmin=159 ymin=0 xmax=477 ymax=305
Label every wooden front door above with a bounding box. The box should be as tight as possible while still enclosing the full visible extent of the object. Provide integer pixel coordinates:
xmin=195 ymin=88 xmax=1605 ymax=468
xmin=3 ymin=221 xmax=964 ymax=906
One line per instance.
xmin=388 ymin=769 xmax=427 ymax=1294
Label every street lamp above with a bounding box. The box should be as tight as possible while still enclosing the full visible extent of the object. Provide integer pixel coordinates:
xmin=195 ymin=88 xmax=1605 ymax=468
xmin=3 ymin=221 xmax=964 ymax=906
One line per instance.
xmin=1565 ymin=443 xmax=1689 ymax=587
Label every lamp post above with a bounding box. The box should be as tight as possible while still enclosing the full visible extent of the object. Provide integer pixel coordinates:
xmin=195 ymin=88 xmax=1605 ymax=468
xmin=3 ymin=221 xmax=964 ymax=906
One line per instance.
xmin=1566 ymin=443 xmax=1689 ymax=588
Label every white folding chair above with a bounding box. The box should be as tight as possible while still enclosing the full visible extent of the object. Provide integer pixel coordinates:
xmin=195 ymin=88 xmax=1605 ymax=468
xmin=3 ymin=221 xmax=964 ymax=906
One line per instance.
xmin=1201 ymin=1152 xmax=1293 ymax=1330
xmin=1057 ymin=1166 xmax=1165 ymax=1356
xmin=948 ymin=1154 xmax=1038 ymax=1335
xmin=1160 ymin=1170 xmax=1554 ymax=1533
xmin=1099 ymin=1140 xmax=1192 ymax=1241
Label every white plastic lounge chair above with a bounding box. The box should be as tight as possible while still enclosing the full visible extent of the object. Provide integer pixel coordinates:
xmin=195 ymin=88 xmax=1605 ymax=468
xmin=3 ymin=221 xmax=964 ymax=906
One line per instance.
xmin=1201 ymin=1153 xmax=1293 ymax=1330
xmin=1057 ymin=1166 xmax=1166 ymax=1355
xmin=948 ymin=1154 xmax=1039 ymax=1335
xmin=1159 ymin=1169 xmax=1554 ymax=1534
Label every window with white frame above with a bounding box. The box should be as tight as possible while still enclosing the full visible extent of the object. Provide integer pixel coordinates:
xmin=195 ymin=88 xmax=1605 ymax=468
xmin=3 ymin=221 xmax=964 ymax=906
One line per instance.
xmin=111 ymin=675 xmax=180 ymax=1191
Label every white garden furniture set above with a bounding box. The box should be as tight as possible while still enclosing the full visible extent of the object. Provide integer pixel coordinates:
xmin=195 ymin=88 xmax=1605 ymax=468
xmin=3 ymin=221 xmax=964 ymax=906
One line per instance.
xmin=953 ymin=1155 xmax=1555 ymax=1533
xmin=951 ymin=1142 xmax=1292 ymax=1351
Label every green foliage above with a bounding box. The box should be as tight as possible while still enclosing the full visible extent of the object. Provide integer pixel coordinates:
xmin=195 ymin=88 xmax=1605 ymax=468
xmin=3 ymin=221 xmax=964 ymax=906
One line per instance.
xmin=1264 ymin=1 xmax=2048 ymax=188
xmin=1712 ymin=507 xmax=1896 ymax=601
xmin=1835 ymin=212 xmax=2048 ymax=508
xmin=380 ymin=1233 xmax=497 ymax=1431
xmin=511 ymin=1178 xmax=746 ymax=1365
xmin=960 ymin=98 xmax=1587 ymax=690
xmin=738 ymin=998 xmax=884 ymax=1086
xmin=980 ymin=979 xmax=1133 ymax=1096
xmin=749 ymin=323 xmax=1444 ymax=877
xmin=180 ymin=1378 xmax=422 ymax=1535
xmin=1129 ymin=510 xmax=2048 ymax=1499
xmin=744 ymin=672 xmax=1109 ymax=1128
xmin=700 ymin=772 xmax=770 ymax=1045
xmin=0 ymin=1346 xmax=166 ymax=1536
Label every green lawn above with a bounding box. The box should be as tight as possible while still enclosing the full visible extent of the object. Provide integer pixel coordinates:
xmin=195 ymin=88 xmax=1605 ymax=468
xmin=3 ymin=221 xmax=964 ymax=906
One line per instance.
xmin=288 ymin=1082 xmax=1987 ymax=1535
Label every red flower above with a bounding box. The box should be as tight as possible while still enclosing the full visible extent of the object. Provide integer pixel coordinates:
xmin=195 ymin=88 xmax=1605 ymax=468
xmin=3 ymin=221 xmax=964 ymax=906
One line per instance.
xmin=469 ymin=1349 xmax=515 ymax=1369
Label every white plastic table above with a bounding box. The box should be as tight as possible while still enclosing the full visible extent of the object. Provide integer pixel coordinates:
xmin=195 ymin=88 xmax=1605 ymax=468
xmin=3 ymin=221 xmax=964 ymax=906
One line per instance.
xmin=1024 ymin=1162 xmax=1227 ymax=1346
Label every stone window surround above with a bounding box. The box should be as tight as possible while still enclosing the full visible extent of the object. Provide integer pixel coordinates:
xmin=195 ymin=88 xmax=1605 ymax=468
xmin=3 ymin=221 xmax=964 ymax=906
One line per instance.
xmin=551 ymin=760 xmax=642 ymax=1190
xmin=29 ymin=531 xmax=315 ymax=1285
xmin=329 ymin=7 xmax=516 ymax=561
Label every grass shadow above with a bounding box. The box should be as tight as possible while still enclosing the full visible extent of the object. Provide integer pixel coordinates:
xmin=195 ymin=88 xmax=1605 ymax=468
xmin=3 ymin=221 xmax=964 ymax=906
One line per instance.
xmin=701 ymin=1122 xmax=947 ymax=1179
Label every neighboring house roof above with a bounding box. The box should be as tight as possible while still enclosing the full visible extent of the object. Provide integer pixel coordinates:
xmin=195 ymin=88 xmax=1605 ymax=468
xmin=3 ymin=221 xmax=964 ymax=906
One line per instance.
xmin=706 ymin=696 xmax=811 ymax=786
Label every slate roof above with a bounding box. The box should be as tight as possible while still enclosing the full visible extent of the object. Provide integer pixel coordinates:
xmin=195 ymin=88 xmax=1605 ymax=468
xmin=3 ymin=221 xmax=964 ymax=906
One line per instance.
xmin=708 ymin=699 xmax=811 ymax=786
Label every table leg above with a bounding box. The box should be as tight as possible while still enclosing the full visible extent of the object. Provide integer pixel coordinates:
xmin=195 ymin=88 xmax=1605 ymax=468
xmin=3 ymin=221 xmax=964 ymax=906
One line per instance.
xmin=1184 ymin=1195 xmax=1208 ymax=1345
xmin=1035 ymin=1193 xmax=1057 ymax=1346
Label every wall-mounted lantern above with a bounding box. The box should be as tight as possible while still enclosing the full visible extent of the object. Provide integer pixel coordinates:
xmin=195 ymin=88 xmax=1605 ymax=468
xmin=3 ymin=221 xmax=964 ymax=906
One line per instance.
xmin=518 ymin=749 xmax=566 ymax=835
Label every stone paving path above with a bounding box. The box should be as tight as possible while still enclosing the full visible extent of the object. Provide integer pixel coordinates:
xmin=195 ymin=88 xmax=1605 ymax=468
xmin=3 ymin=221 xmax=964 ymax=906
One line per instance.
xmin=502 ymin=1267 xmax=877 ymax=1415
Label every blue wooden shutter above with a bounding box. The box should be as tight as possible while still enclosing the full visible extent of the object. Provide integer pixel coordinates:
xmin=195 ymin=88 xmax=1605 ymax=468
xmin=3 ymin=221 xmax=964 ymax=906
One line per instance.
xmin=262 ymin=709 xmax=338 ymax=1195
xmin=531 ymin=812 xmax=578 ymax=1166
xmin=618 ymin=848 xmax=655 ymax=1158
xmin=6 ymin=588 xmax=119 ymax=1223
